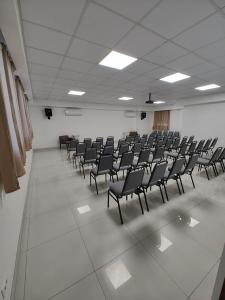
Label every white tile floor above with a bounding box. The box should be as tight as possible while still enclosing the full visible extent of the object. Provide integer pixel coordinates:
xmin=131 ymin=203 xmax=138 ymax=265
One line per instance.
xmin=14 ymin=149 xmax=225 ymax=300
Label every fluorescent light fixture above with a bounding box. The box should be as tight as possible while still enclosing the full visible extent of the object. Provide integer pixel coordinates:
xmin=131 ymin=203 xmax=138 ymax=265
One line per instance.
xmin=77 ymin=205 xmax=91 ymax=214
xmin=160 ymin=72 xmax=190 ymax=83
xmin=157 ymin=234 xmax=173 ymax=252
xmin=118 ymin=96 xmax=134 ymax=101
xmin=195 ymin=84 xmax=220 ymax=91
xmin=68 ymin=90 xmax=85 ymax=96
xmin=153 ymin=100 xmax=165 ymax=104
xmin=106 ymin=260 xmax=131 ymax=289
xmin=99 ymin=51 xmax=137 ymax=70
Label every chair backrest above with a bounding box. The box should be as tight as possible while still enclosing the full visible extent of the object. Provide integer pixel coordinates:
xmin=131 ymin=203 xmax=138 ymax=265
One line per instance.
xmin=148 ymin=161 xmax=168 ymax=185
xmin=187 ymin=141 xmax=197 ymax=154
xmin=137 ymin=149 xmax=151 ymax=164
xmin=183 ymin=154 xmax=199 ymax=173
xmin=203 ymin=138 xmax=212 ymax=151
xmin=84 ymin=138 xmax=92 ymax=148
xmin=168 ymin=131 xmax=173 ymax=138
xmin=92 ymin=141 xmax=101 ymax=151
xmin=209 ymin=147 xmax=223 ymax=163
xmin=174 ymin=131 xmax=180 ymax=138
xmin=107 ymin=136 xmax=114 ymax=141
xmin=196 ymin=139 xmax=205 ymax=152
xmin=117 ymin=139 xmax=126 ymax=149
xmin=187 ymin=135 xmax=195 ymax=144
xmin=84 ymin=147 xmax=97 ymax=160
xmin=132 ymin=143 xmax=142 ymax=154
xmin=147 ymin=137 xmax=154 ymax=148
xmin=210 ymin=137 xmax=218 ymax=149
xmin=120 ymin=151 xmax=134 ymax=168
xmin=167 ymin=157 xmax=185 ymax=178
xmin=96 ymin=137 xmax=103 ymax=146
xmin=165 ymin=138 xmax=173 ymax=150
xmin=180 ymin=136 xmax=188 ymax=146
xmin=140 ymin=137 xmax=146 ymax=145
xmin=118 ymin=143 xmax=129 ymax=155
xmin=106 ymin=139 xmax=114 ymax=146
xmin=179 ymin=143 xmax=188 ymax=156
xmin=122 ymin=168 xmax=144 ymax=195
xmin=125 ymin=136 xmax=133 ymax=144
xmin=218 ymin=148 xmax=225 ymax=160
xmin=153 ymin=146 xmax=164 ymax=160
xmin=76 ymin=143 xmax=86 ymax=155
xmin=69 ymin=139 xmax=78 ymax=149
xmin=142 ymin=134 xmax=148 ymax=141
xmin=103 ymin=145 xmax=114 ymax=155
xmin=172 ymin=138 xmax=180 ymax=149
xmin=98 ymin=155 xmax=113 ymax=172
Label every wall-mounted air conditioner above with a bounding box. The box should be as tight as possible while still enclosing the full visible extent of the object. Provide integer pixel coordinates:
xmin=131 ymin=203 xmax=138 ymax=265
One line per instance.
xmin=64 ymin=108 xmax=83 ymax=116
xmin=124 ymin=110 xmax=137 ymax=118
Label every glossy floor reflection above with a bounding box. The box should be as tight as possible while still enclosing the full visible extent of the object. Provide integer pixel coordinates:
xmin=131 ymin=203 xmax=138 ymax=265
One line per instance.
xmin=14 ymin=149 xmax=225 ymax=300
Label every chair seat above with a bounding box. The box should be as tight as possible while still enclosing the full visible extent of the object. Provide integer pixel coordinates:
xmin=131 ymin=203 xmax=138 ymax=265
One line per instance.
xmin=109 ymin=181 xmax=124 ymax=196
xmin=197 ymin=158 xmax=210 ymax=165
xmin=91 ymin=167 xmax=110 ymax=175
xmin=73 ymin=152 xmax=85 ymax=157
xmin=80 ymin=158 xmax=96 ymax=164
xmin=113 ymin=163 xmax=130 ymax=171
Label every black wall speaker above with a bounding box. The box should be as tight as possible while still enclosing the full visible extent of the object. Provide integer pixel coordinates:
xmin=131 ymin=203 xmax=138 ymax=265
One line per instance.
xmin=45 ymin=108 xmax=52 ymax=119
xmin=141 ymin=112 xmax=146 ymax=120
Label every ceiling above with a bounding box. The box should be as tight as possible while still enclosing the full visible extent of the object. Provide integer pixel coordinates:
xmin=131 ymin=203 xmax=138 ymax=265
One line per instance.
xmin=19 ymin=0 xmax=225 ymax=107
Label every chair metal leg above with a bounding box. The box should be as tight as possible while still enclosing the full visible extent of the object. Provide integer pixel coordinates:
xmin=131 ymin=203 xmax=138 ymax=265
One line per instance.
xmin=176 ymin=179 xmax=181 ymax=195
xmin=82 ymin=165 xmax=85 ymax=179
xmin=204 ymin=166 xmax=210 ymax=180
xmin=159 ymin=185 xmax=165 ymax=203
xmin=143 ymin=189 xmax=149 ymax=211
xmin=107 ymin=190 xmax=110 ymax=207
xmin=163 ymin=181 xmax=169 ymax=201
xmin=138 ymin=193 xmax=144 ymax=215
xmin=117 ymin=199 xmax=123 ymax=224
xmin=94 ymin=176 xmax=98 ymax=194
xmin=190 ymin=173 xmax=195 ymax=188
xmin=179 ymin=175 xmax=185 ymax=193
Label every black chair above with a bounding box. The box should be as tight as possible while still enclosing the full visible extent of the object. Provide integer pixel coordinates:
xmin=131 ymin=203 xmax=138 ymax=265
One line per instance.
xmin=146 ymin=136 xmax=154 ymax=149
xmin=101 ymin=145 xmax=114 ymax=155
xmin=132 ymin=143 xmax=142 ymax=155
xmin=132 ymin=149 xmax=150 ymax=170
xmin=209 ymin=137 xmax=218 ymax=153
xmin=105 ymin=139 xmax=114 ymax=147
xmin=114 ymin=143 xmax=129 ymax=160
xmin=108 ymin=168 xmax=145 ymax=224
xmin=170 ymin=138 xmax=180 ymax=152
xmin=72 ymin=143 xmax=86 ymax=167
xmin=148 ymin=146 xmax=164 ymax=171
xmin=178 ymin=136 xmax=188 ymax=149
xmin=162 ymin=157 xmax=186 ymax=200
xmin=90 ymin=155 xmax=113 ymax=194
xmin=167 ymin=143 xmax=188 ymax=160
xmin=84 ymin=138 xmax=92 ymax=149
xmin=201 ymin=138 xmax=212 ymax=156
xmin=164 ymin=138 xmax=173 ymax=151
xmin=196 ymin=147 xmax=223 ymax=180
xmin=96 ymin=137 xmax=104 ymax=148
xmin=141 ymin=161 xmax=168 ymax=207
xmin=186 ymin=141 xmax=197 ymax=156
xmin=195 ymin=139 xmax=205 ymax=154
xmin=92 ymin=141 xmax=101 ymax=153
xmin=187 ymin=135 xmax=195 ymax=144
xmin=113 ymin=151 xmax=134 ymax=180
xmin=178 ymin=154 xmax=199 ymax=192
xmin=67 ymin=139 xmax=78 ymax=159
xmin=217 ymin=148 xmax=225 ymax=172
xmin=79 ymin=148 xmax=97 ymax=178
xmin=116 ymin=139 xmax=126 ymax=151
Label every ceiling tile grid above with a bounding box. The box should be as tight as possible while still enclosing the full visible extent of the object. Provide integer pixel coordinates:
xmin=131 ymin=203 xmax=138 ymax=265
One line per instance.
xmin=19 ymin=0 xmax=225 ymax=105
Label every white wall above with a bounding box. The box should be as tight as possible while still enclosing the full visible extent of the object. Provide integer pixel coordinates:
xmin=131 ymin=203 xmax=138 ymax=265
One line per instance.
xmin=170 ymin=109 xmax=183 ymax=132
xmin=30 ymin=105 xmax=154 ymax=149
xmin=136 ymin=111 xmax=154 ymax=136
xmin=0 ymin=151 xmax=32 ymax=300
xmin=181 ymin=102 xmax=225 ymax=145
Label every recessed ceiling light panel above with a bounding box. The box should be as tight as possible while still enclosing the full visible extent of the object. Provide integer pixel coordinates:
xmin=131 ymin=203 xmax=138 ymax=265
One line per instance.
xmin=68 ymin=90 xmax=85 ymax=96
xmin=195 ymin=84 xmax=220 ymax=91
xmin=160 ymin=72 xmax=190 ymax=83
xmin=99 ymin=51 xmax=137 ymax=70
xmin=118 ymin=96 xmax=134 ymax=101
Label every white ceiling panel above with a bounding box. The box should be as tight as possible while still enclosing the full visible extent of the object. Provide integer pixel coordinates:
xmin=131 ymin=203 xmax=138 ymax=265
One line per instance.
xmin=196 ymin=68 xmax=225 ymax=81
xmin=129 ymin=75 xmax=154 ymax=87
xmin=115 ymin=25 xmax=164 ymax=58
xmin=144 ymin=42 xmax=188 ymax=65
xmin=29 ymin=63 xmax=58 ymax=77
xmin=58 ymin=70 xmax=84 ymax=81
xmin=20 ymin=0 xmax=86 ymax=34
xmin=30 ymin=74 xmax=55 ymax=85
xmin=61 ymin=57 xmax=94 ymax=73
xmin=88 ymin=65 xmax=118 ymax=78
xmin=94 ymin=0 xmax=160 ymax=21
xmin=126 ymin=60 xmax=158 ymax=75
xmin=76 ymin=2 xmax=134 ymax=48
xmin=166 ymin=53 xmax=205 ymax=71
xmin=110 ymin=71 xmax=138 ymax=82
xmin=26 ymin=47 xmax=63 ymax=68
xmin=145 ymin=67 xmax=174 ymax=79
xmin=212 ymin=55 xmax=225 ymax=67
xmin=141 ymin=0 xmax=215 ymax=39
xmin=195 ymin=38 xmax=225 ymax=60
xmin=174 ymin=13 xmax=225 ymax=51
xmin=185 ymin=62 xmax=219 ymax=76
xmin=67 ymin=38 xmax=109 ymax=63
xmin=23 ymin=21 xmax=71 ymax=54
